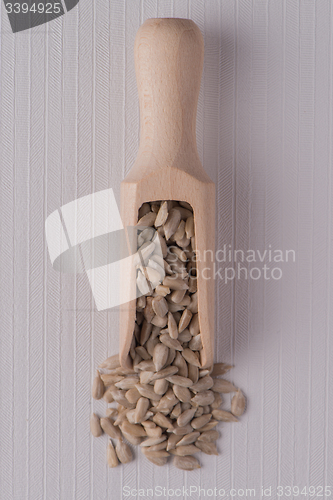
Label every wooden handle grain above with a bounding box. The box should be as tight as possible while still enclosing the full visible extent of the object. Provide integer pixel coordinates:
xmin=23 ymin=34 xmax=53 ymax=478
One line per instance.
xmin=133 ymin=18 xmax=205 ymax=175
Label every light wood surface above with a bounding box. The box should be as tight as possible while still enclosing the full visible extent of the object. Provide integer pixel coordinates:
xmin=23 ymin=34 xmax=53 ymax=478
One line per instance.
xmin=119 ymin=18 xmax=215 ymax=369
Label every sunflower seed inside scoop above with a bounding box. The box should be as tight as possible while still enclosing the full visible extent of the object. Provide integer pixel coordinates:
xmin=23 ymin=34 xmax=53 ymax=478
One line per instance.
xmin=211 ymin=409 xmax=238 ymax=422
xmin=170 ymin=403 xmax=182 ymax=419
xmin=166 ymin=375 xmax=193 ymax=388
xmin=173 ymin=424 xmax=194 ymax=436
xmin=163 ymin=276 xmax=189 ymax=291
xmin=98 ymin=354 xmax=120 ymax=370
xmin=135 ymin=384 xmax=161 ymax=401
xmin=187 ymin=364 xmax=199 ymax=384
xmin=197 ymin=430 xmax=219 ymax=443
xmin=142 ymin=450 xmax=170 ymax=459
xmin=145 ymin=455 xmax=169 ymax=466
xmin=178 ymin=309 xmax=193 ymax=333
xmin=167 ymin=433 xmax=182 ymax=451
xmin=121 ymin=421 xmax=147 ymax=437
xmin=100 ymin=417 xmax=123 ymax=440
xmin=178 ymin=329 xmax=192 ymax=342
xmin=170 ymin=444 xmax=198 ymax=456
xmin=153 ymin=413 xmax=174 ymax=430
xmin=150 ymin=366 xmax=179 ymax=381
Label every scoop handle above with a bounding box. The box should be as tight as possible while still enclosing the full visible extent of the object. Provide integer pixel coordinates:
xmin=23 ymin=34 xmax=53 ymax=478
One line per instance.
xmin=134 ymin=18 xmax=204 ymax=171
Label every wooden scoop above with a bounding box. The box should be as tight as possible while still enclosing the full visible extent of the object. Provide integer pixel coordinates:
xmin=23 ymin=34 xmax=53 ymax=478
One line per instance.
xmin=119 ymin=18 xmax=215 ymax=370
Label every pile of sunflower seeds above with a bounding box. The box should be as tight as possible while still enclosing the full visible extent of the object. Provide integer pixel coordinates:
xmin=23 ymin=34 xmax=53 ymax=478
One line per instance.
xmin=90 ymin=200 xmax=246 ymax=470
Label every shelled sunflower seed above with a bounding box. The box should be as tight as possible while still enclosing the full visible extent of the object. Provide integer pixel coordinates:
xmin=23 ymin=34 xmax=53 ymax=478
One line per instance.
xmin=90 ymin=200 xmax=246 ymax=470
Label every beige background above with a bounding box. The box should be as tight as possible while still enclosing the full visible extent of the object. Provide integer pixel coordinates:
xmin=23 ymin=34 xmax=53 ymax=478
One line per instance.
xmin=1 ymin=0 xmax=332 ymax=498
